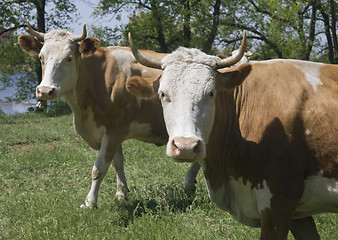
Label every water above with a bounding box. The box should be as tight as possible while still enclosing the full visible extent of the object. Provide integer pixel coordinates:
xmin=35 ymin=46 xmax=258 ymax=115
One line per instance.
xmin=0 ymin=100 xmax=36 ymax=115
xmin=0 ymin=74 xmax=37 ymax=115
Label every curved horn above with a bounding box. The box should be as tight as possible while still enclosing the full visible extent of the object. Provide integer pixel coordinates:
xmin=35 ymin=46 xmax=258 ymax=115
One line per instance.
xmin=216 ymin=31 xmax=247 ymax=69
xmin=73 ymin=24 xmax=87 ymax=42
xmin=27 ymin=20 xmax=45 ymax=41
xmin=128 ymin=32 xmax=162 ymax=69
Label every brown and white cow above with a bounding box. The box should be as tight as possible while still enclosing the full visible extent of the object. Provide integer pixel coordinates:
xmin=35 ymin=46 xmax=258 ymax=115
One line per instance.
xmin=127 ymin=32 xmax=338 ymax=239
xmin=17 ymin=22 xmax=201 ymax=208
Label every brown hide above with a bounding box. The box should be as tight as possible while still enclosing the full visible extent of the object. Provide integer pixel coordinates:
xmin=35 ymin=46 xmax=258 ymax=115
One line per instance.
xmin=73 ymin=46 xmax=167 ymax=148
xmin=204 ymin=61 xmax=338 ymax=193
xmin=126 ymin=76 xmax=159 ymax=99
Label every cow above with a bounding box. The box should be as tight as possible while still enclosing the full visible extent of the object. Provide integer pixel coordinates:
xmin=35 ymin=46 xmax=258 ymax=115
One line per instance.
xmin=126 ymin=31 xmax=338 ymax=239
xmin=17 ymin=21 xmax=201 ymax=208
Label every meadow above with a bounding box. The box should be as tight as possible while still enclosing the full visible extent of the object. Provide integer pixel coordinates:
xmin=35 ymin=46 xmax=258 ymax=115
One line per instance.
xmin=0 ymin=113 xmax=336 ymax=239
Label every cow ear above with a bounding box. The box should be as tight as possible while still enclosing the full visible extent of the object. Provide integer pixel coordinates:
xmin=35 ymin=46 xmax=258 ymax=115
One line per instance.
xmin=79 ymin=37 xmax=100 ymax=57
xmin=18 ymin=35 xmax=42 ymax=55
xmin=126 ymin=76 xmax=159 ymax=99
xmin=216 ymin=63 xmax=252 ymax=90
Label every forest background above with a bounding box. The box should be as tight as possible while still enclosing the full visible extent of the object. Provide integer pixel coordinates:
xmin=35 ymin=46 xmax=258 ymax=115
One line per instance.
xmin=0 ymin=0 xmax=337 ymax=105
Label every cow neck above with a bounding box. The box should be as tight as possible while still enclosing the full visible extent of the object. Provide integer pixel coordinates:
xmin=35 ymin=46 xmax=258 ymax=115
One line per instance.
xmin=203 ymin=84 xmax=256 ymax=190
xmin=64 ymin=49 xmax=136 ymax=133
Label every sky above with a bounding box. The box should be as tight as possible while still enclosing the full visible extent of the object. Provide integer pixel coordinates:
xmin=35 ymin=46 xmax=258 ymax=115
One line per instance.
xmin=70 ymin=0 xmax=129 ymax=35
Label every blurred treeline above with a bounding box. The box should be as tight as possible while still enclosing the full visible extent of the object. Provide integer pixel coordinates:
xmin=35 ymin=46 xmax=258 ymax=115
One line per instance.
xmin=0 ymin=0 xmax=337 ymax=102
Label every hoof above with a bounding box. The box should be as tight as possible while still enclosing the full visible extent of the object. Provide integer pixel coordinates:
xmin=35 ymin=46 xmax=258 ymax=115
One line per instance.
xmin=184 ymin=184 xmax=197 ymax=196
xmin=115 ymin=192 xmax=128 ymax=201
xmin=80 ymin=200 xmax=97 ymax=209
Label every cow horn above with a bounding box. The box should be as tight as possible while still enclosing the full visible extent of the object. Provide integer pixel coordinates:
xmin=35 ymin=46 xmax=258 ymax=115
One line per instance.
xmin=216 ymin=31 xmax=247 ymax=69
xmin=128 ymin=32 xmax=162 ymax=69
xmin=27 ymin=20 xmax=45 ymax=41
xmin=73 ymin=24 xmax=87 ymax=42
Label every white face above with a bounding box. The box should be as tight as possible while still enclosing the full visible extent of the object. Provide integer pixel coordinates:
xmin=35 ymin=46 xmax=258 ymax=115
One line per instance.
xmin=36 ymin=31 xmax=79 ymax=100
xmin=159 ymin=49 xmax=219 ymax=162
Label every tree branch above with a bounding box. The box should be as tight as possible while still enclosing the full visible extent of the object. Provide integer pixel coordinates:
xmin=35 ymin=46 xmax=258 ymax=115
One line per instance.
xmin=248 ymin=0 xmax=298 ymax=29
xmin=220 ymin=20 xmax=283 ymax=58
xmin=0 ymin=24 xmax=26 ymax=37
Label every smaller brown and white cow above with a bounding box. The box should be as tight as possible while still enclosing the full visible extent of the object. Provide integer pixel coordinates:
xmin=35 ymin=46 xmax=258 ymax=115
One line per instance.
xmin=18 ymin=22 xmax=200 ymax=208
xmin=127 ymin=32 xmax=338 ymax=239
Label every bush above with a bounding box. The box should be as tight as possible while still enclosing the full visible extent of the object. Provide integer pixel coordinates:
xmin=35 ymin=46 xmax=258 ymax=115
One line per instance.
xmin=46 ymin=99 xmax=72 ymax=117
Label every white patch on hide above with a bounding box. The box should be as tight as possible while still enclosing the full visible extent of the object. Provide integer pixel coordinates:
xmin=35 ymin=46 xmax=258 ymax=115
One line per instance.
xmin=254 ymin=180 xmax=273 ymax=213
xmin=73 ymin=107 xmax=105 ymax=149
xmin=260 ymin=59 xmax=324 ymax=92
xmin=110 ymin=48 xmax=132 ymax=77
xmin=204 ymin=177 xmax=264 ymax=227
xmin=295 ymin=172 xmax=338 ymax=218
xmin=305 ymin=129 xmax=312 ymax=136
xmin=291 ymin=60 xmax=324 ymax=92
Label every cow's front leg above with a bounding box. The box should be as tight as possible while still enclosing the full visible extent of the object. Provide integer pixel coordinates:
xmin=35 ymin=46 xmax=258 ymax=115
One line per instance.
xmin=184 ymin=162 xmax=200 ymax=194
xmin=81 ymin=135 xmax=120 ymax=208
xmin=112 ymin=145 xmax=129 ymax=200
xmin=259 ymin=208 xmax=293 ymax=240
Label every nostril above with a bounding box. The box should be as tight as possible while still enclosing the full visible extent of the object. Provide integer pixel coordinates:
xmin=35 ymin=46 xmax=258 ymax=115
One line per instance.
xmin=193 ymin=140 xmax=201 ymax=153
xmin=48 ymin=88 xmax=55 ymax=96
xmin=172 ymin=139 xmax=179 ymax=152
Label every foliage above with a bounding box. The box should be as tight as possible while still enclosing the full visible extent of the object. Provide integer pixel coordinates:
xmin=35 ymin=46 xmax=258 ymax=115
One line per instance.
xmin=218 ymin=0 xmax=337 ymax=61
xmin=0 ymin=32 xmax=37 ymax=102
xmin=96 ymin=0 xmax=337 ymax=62
xmin=89 ymin=25 xmax=122 ymax=47
xmin=45 ymin=99 xmax=72 ymax=117
xmin=95 ymin=0 xmax=223 ymax=53
xmin=0 ymin=114 xmax=337 ymax=239
xmin=0 ymin=0 xmax=78 ymax=33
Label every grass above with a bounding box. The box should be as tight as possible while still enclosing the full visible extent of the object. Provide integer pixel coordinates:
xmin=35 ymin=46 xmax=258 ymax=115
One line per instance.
xmin=0 ymin=113 xmax=336 ymax=239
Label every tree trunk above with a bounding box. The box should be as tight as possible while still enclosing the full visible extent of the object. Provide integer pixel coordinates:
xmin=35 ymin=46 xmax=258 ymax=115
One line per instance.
xmin=320 ymin=7 xmax=334 ymax=63
xmin=329 ymin=0 xmax=337 ymax=63
xmin=202 ymin=0 xmax=221 ymax=53
xmin=303 ymin=0 xmax=319 ymax=60
xmin=150 ymin=0 xmax=168 ymax=53
xmin=182 ymin=0 xmax=192 ymax=48
xmin=34 ymin=0 xmax=47 ymax=110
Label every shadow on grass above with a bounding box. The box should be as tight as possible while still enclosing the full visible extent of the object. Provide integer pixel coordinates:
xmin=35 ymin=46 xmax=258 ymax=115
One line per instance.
xmin=108 ymin=185 xmax=209 ymax=227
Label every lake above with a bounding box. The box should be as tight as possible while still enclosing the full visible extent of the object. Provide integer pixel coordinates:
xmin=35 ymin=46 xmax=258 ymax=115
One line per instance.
xmin=0 ymin=74 xmax=37 ymax=115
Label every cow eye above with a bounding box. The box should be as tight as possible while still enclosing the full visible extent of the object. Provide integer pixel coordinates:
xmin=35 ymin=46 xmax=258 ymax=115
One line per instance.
xmin=209 ymin=91 xmax=215 ymax=97
xmin=38 ymin=55 xmax=44 ymax=64
xmin=66 ymin=57 xmax=72 ymax=62
xmin=158 ymin=91 xmax=171 ymax=102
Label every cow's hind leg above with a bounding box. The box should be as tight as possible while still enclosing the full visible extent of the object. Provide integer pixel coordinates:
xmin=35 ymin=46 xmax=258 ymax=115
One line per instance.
xmin=290 ymin=216 xmax=320 ymax=240
xmin=112 ymin=145 xmax=129 ymax=200
xmin=184 ymin=162 xmax=200 ymax=194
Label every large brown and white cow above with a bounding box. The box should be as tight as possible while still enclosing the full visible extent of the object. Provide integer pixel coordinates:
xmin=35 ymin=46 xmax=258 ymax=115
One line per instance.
xmin=127 ymin=32 xmax=338 ymax=239
xmin=17 ymin=22 xmax=201 ymax=208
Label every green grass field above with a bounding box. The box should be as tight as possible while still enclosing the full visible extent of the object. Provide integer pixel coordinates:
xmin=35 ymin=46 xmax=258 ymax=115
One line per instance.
xmin=0 ymin=113 xmax=336 ymax=239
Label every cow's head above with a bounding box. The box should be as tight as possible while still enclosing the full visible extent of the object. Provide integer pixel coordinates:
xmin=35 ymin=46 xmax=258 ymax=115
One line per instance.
xmin=127 ymin=32 xmax=251 ymax=162
xmin=18 ymin=21 xmax=100 ymax=100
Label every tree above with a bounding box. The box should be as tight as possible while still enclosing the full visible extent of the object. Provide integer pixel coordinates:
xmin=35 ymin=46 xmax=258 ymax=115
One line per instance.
xmin=95 ymin=0 xmax=223 ymax=53
xmin=0 ymin=0 xmax=77 ymax=103
xmin=218 ymin=0 xmax=337 ymax=62
xmin=319 ymin=0 xmax=337 ymax=63
xmin=96 ymin=0 xmax=336 ymax=62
